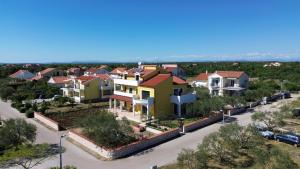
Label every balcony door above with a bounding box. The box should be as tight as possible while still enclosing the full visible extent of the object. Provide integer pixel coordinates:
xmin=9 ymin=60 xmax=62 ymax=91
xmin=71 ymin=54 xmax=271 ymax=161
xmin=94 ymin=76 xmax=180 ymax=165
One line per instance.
xmin=142 ymin=90 xmax=150 ymax=99
xmin=212 ymin=78 xmax=220 ymax=86
xmin=173 ymin=88 xmax=183 ymax=96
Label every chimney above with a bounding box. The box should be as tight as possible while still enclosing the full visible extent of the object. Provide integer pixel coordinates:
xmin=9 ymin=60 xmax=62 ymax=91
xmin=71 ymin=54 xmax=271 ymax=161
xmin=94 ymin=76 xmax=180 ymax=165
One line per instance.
xmin=206 ymin=70 xmax=208 ymax=75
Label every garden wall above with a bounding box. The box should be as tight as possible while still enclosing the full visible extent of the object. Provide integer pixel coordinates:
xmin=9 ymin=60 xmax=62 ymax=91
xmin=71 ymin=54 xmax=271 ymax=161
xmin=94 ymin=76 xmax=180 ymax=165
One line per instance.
xmin=68 ymin=128 xmax=180 ymax=159
xmin=184 ymin=113 xmax=223 ymax=132
xmin=34 ymin=112 xmax=61 ymax=131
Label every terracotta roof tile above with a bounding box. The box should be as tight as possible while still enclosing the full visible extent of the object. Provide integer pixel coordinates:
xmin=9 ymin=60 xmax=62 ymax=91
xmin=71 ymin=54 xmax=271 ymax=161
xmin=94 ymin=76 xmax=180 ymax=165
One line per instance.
xmin=9 ymin=70 xmax=30 ymax=78
xmin=140 ymin=74 xmax=171 ymax=88
xmin=76 ymin=76 xmax=97 ymax=82
xmin=195 ymin=73 xmax=211 ymax=81
xmin=110 ymin=67 xmax=127 ymax=74
xmin=40 ymin=68 xmax=56 ymax=75
xmin=172 ymin=76 xmax=187 ymax=85
xmin=110 ymin=94 xmax=132 ymax=103
xmin=94 ymin=74 xmax=111 ymax=81
xmin=50 ymin=76 xmax=71 ymax=84
xmin=215 ymin=71 xmax=245 ymax=78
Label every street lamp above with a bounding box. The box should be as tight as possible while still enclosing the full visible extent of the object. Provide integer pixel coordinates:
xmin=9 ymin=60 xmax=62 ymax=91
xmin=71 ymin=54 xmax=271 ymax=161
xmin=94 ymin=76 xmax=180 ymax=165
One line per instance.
xmin=220 ymin=109 xmax=224 ymax=124
xmin=59 ymin=134 xmax=67 ymax=169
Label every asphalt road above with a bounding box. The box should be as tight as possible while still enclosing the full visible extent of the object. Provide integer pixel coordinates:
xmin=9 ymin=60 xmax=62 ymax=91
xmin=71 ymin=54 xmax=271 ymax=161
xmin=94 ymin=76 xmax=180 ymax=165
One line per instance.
xmin=1 ymin=95 xmax=298 ymax=169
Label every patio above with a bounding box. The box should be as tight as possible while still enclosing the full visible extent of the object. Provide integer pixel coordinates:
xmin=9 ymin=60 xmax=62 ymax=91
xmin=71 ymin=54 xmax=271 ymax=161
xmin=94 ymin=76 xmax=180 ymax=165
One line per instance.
xmin=108 ymin=108 xmax=145 ymax=123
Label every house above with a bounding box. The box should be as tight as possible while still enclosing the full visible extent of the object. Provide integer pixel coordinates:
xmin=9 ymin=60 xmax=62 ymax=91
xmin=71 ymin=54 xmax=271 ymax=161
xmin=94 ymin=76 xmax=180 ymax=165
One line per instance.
xmin=162 ymin=64 xmax=186 ymax=79
xmin=30 ymin=68 xmax=64 ymax=81
xmin=67 ymin=67 xmax=83 ymax=77
xmin=109 ymin=64 xmax=196 ymax=121
xmin=62 ymin=74 xmax=113 ymax=103
xmin=192 ymin=71 xmax=211 ymax=87
xmin=84 ymin=66 xmax=109 ymax=76
xmin=9 ymin=70 xmax=35 ymax=80
xmin=110 ymin=67 xmax=127 ymax=79
xmin=48 ymin=76 xmax=72 ymax=88
xmin=208 ymin=71 xmax=249 ymax=96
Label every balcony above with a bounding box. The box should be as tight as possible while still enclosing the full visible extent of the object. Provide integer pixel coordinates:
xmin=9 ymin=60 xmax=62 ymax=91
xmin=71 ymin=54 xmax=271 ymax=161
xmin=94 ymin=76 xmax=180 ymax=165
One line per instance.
xmin=170 ymin=92 xmax=197 ymax=104
xmin=132 ymin=95 xmax=154 ymax=106
xmin=114 ymin=79 xmax=138 ymax=86
xmin=114 ymin=91 xmax=134 ymax=98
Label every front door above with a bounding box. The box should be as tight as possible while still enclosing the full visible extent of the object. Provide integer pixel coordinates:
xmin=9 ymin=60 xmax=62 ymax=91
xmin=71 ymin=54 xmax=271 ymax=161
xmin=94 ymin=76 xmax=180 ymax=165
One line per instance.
xmin=142 ymin=105 xmax=147 ymax=114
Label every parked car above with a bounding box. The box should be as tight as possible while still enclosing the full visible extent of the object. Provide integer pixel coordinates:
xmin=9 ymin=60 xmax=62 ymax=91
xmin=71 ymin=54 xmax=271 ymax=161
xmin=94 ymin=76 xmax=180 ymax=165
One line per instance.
xmin=274 ymin=133 xmax=300 ymax=146
xmin=256 ymin=126 xmax=274 ymax=139
xmin=280 ymin=91 xmax=291 ymax=99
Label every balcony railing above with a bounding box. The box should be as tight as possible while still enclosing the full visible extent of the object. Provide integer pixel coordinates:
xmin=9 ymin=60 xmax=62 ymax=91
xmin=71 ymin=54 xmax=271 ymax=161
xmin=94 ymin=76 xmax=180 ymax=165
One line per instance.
xmin=132 ymin=95 xmax=154 ymax=106
xmin=114 ymin=79 xmax=139 ymax=86
xmin=170 ymin=92 xmax=197 ymax=104
xmin=114 ymin=91 xmax=134 ymax=98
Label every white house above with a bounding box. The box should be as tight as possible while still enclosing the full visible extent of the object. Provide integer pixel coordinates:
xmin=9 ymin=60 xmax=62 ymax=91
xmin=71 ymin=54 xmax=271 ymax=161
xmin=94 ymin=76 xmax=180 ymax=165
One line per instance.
xmin=84 ymin=66 xmax=109 ymax=76
xmin=208 ymin=71 xmax=249 ymax=96
xmin=162 ymin=64 xmax=186 ymax=79
xmin=192 ymin=71 xmax=211 ymax=87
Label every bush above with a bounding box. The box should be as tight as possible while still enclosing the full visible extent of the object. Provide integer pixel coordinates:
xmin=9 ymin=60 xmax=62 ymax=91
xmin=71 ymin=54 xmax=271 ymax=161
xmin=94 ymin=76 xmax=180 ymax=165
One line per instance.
xmin=19 ymin=107 xmax=28 ymax=113
xmin=25 ymin=110 xmax=34 ymax=118
xmin=12 ymin=102 xmax=23 ymax=109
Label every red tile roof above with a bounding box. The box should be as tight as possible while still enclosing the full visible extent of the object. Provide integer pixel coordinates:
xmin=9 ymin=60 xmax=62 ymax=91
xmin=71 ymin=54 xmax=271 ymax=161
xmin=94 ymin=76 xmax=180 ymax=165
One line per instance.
xmin=140 ymin=74 xmax=171 ymax=88
xmin=215 ymin=71 xmax=245 ymax=78
xmin=29 ymin=76 xmax=42 ymax=81
xmin=172 ymin=76 xmax=187 ymax=85
xmin=94 ymin=74 xmax=111 ymax=81
xmin=195 ymin=72 xmax=211 ymax=81
xmin=76 ymin=76 xmax=97 ymax=82
xmin=165 ymin=67 xmax=176 ymax=72
xmin=9 ymin=70 xmax=30 ymax=78
xmin=67 ymin=67 xmax=80 ymax=72
xmin=40 ymin=68 xmax=56 ymax=75
xmin=50 ymin=76 xmax=71 ymax=84
xmin=85 ymin=68 xmax=98 ymax=73
xmin=110 ymin=67 xmax=127 ymax=74
xmin=110 ymin=94 xmax=132 ymax=103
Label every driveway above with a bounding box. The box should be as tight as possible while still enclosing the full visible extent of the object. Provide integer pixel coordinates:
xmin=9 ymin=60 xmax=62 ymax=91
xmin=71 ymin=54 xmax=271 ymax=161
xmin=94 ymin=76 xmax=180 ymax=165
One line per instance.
xmin=1 ymin=94 xmax=298 ymax=169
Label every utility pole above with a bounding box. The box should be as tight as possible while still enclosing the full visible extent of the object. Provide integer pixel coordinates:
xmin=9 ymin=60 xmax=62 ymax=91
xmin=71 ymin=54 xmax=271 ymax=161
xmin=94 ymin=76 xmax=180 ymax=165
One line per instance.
xmin=60 ymin=135 xmax=66 ymax=169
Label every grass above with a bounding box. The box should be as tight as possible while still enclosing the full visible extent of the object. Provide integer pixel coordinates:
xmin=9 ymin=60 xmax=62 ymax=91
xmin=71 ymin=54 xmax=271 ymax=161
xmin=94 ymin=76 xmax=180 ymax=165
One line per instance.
xmin=47 ymin=102 xmax=108 ymax=113
xmin=159 ymin=116 xmax=203 ymax=129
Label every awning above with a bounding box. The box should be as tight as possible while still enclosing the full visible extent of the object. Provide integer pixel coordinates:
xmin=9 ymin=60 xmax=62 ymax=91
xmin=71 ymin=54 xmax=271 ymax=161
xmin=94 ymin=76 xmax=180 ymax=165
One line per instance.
xmin=110 ymin=94 xmax=132 ymax=103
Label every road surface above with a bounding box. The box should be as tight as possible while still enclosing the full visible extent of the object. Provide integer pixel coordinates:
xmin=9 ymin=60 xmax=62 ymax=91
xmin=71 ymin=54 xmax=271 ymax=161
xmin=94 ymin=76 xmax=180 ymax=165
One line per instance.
xmin=1 ymin=95 xmax=298 ymax=169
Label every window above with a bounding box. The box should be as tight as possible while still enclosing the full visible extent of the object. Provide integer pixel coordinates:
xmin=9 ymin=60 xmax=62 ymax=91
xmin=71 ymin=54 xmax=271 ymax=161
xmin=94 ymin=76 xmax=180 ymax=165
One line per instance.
xmin=124 ymin=74 xmax=127 ymax=79
xmin=230 ymin=80 xmax=235 ymax=87
xmin=135 ymin=75 xmax=140 ymax=81
xmin=142 ymin=90 xmax=150 ymax=99
xmin=129 ymin=88 xmax=133 ymax=93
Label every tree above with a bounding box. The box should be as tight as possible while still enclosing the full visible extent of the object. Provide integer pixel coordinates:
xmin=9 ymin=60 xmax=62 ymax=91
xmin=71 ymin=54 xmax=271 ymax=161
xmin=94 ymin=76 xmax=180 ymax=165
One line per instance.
xmin=0 ymin=144 xmax=57 ymax=169
xmin=0 ymin=119 xmax=36 ymax=149
xmin=79 ymin=111 xmax=135 ymax=148
xmin=177 ymin=149 xmax=199 ymax=169
xmin=251 ymin=111 xmax=285 ymax=130
xmin=0 ymin=87 xmax=15 ymax=100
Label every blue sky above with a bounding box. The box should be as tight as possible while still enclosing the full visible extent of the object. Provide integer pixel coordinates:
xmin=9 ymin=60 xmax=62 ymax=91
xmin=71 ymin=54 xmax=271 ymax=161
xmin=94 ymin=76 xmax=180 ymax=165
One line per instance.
xmin=0 ymin=0 xmax=300 ymax=63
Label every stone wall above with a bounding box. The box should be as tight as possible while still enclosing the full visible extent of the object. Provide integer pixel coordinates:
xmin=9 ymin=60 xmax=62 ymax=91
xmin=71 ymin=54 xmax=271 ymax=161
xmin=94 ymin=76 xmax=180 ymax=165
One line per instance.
xmin=34 ymin=112 xmax=61 ymax=131
xmin=68 ymin=128 xmax=180 ymax=159
xmin=184 ymin=113 xmax=223 ymax=132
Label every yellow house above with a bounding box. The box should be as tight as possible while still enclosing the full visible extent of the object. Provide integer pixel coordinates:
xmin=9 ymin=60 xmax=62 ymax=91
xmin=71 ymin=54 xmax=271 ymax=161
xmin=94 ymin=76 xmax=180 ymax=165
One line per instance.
xmin=109 ymin=65 xmax=196 ymax=121
xmin=63 ymin=75 xmax=113 ymax=103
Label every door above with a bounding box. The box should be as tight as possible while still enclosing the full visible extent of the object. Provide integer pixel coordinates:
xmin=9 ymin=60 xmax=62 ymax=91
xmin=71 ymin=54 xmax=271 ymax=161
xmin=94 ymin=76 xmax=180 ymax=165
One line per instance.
xmin=142 ymin=105 xmax=147 ymax=114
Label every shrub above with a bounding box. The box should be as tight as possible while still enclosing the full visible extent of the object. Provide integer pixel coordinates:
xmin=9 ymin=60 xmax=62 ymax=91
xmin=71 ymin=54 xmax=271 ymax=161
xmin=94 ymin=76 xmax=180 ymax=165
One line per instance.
xmin=25 ymin=110 xmax=34 ymax=118
xmin=19 ymin=107 xmax=27 ymax=113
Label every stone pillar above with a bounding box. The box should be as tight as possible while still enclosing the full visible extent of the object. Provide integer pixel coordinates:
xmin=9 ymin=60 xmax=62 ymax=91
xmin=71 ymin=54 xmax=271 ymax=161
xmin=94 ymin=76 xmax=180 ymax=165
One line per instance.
xmin=113 ymin=99 xmax=116 ymax=112
xmin=146 ymin=104 xmax=149 ymax=119
xmin=119 ymin=101 xmax=122 ymax=112
xmin=133 ymin=104 xmax=135 ymax=116
xmin=177 ymin=104 xmax=181 ymax=117
xmin=109 ymin=98 xmax=112 ymax=109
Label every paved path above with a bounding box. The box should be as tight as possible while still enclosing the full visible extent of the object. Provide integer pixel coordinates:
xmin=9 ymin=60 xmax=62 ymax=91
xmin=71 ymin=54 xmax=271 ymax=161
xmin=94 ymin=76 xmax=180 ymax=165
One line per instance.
xmin=1 ymin=95 xmax=298 ymax=169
